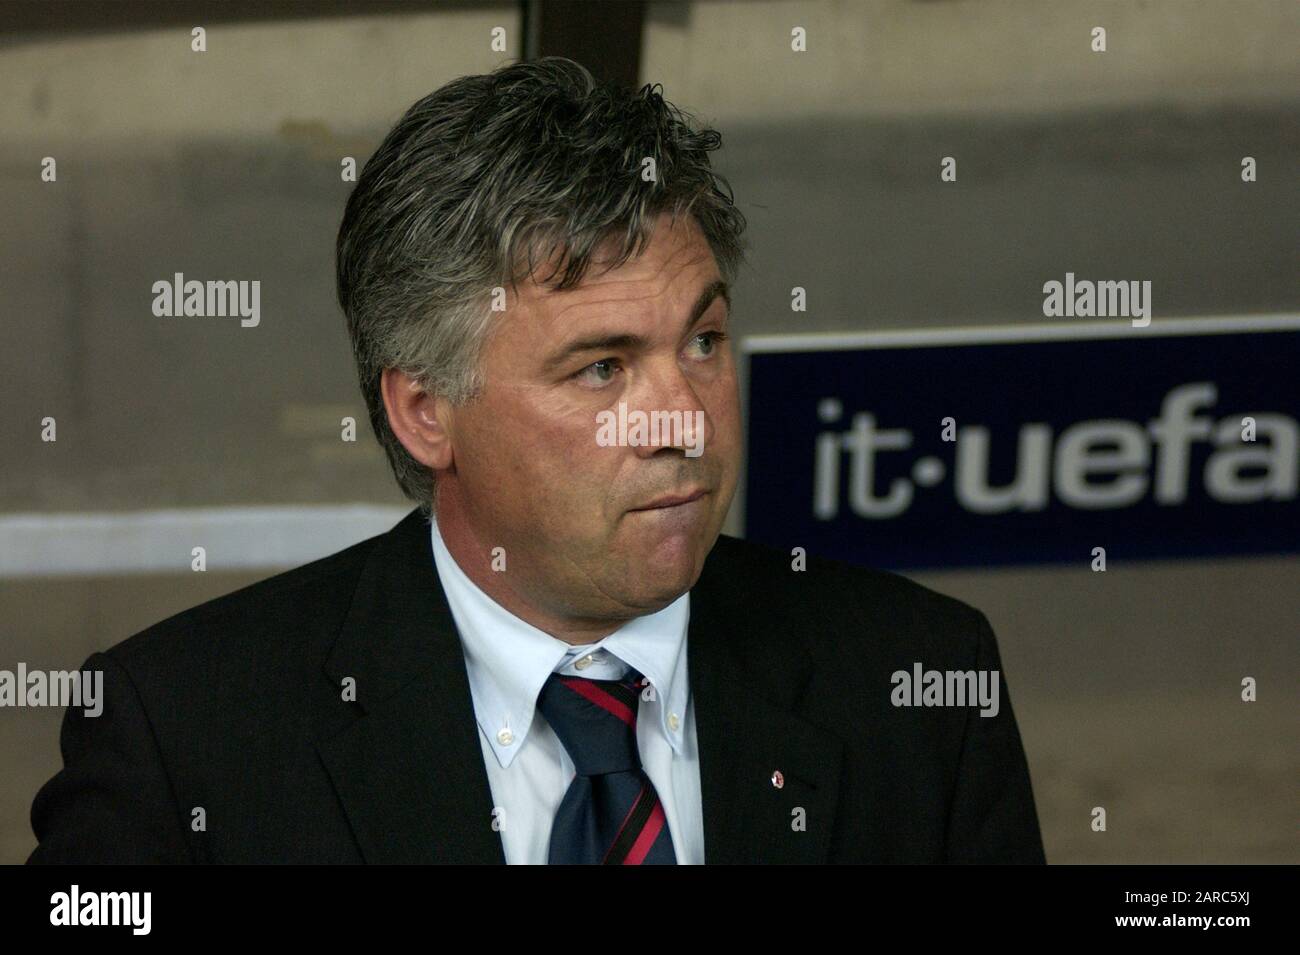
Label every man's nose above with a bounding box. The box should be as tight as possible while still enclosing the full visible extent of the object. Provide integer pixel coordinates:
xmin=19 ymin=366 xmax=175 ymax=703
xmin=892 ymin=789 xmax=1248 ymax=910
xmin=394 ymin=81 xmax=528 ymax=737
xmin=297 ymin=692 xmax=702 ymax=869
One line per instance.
xmin=628 ymin=361 xmax=713 ymax=459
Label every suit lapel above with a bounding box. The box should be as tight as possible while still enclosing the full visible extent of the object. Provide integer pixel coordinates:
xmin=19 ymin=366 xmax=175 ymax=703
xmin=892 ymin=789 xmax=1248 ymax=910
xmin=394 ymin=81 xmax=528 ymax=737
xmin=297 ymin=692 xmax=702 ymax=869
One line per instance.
xmin=690 ymin=538 xmax=844 ymax=864
xmin=316 ymin=508 xmax=505 ymax=864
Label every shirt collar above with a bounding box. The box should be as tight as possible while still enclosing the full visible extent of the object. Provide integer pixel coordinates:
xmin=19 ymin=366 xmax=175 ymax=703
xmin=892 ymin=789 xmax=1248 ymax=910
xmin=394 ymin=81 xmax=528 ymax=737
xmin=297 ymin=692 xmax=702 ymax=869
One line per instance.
xmin=429 ymin=517 xmax=690 ymax=768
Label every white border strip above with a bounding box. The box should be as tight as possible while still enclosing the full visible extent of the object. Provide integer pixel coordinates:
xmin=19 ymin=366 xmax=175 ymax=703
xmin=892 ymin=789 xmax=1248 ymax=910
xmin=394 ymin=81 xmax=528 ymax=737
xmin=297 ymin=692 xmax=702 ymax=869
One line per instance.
xmin=740 ymin=313 xmax=1300 ymax=353
xmin=0 ymin=505 xmax=411 ymax=579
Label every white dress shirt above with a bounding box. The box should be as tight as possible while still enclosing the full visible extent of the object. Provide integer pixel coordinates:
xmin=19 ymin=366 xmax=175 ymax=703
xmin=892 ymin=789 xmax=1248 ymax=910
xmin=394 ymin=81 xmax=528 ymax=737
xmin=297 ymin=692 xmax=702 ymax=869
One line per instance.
xmin=429 ymin=517 xmax=704 ymax=864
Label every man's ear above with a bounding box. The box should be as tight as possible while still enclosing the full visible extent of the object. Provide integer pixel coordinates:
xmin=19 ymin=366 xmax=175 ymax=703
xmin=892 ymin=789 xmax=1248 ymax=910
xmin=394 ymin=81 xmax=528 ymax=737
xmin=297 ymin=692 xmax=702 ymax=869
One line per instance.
xmin=380 ymin=369 xmax=455 ymax=471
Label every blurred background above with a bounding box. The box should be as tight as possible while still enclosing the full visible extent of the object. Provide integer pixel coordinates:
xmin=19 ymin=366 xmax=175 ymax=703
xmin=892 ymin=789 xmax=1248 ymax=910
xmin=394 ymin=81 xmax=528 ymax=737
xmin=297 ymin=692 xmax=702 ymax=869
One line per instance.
xmin=1 ymin=0 xmax=1296 ymax=864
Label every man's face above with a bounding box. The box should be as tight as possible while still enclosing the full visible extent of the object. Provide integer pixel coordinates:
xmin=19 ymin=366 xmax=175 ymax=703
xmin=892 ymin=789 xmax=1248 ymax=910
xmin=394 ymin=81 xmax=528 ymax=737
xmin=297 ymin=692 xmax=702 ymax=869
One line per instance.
xmin=438 ymin=212 xmax=741 ymax=622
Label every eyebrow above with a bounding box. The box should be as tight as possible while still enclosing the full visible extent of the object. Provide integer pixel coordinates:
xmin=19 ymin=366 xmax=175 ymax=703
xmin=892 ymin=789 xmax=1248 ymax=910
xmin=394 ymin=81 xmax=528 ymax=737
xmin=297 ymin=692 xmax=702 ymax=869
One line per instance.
xmin=540 ymin=279 xmax=731 ymax=376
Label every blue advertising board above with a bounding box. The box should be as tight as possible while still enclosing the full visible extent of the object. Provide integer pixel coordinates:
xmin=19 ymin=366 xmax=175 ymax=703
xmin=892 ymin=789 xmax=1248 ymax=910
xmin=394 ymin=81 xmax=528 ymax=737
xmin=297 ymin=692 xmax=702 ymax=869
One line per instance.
xmin=742 ymin=316 xmax=1299 ymax=569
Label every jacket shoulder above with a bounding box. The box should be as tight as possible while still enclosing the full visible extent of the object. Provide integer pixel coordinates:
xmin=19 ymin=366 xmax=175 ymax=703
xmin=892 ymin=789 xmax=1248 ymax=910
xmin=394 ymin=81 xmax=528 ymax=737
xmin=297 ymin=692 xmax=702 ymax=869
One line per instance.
xmin=708 ymin=533 xmax=985 ymax=624
xmin=703 ymin=533 xmax=989 ymax=664
xmin=102 ymin=529 xmax=383 ymax=677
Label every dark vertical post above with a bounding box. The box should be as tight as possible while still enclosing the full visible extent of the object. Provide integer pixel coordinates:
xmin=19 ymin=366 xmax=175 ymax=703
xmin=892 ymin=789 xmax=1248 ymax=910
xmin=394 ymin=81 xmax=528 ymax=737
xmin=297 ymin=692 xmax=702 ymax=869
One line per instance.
xmin=521 ymin=0 xmax=647 ymax=88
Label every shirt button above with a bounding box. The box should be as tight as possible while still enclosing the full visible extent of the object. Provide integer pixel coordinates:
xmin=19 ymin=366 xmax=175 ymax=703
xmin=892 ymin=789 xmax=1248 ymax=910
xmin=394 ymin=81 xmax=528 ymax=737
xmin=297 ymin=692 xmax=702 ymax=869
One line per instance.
xmin=575 ymin=655 xmax=594 ymax=670
xmin=497 ymin=728 xmax=514 ymax=746
xmin=668 ymin=713 xmax=680 ymax=732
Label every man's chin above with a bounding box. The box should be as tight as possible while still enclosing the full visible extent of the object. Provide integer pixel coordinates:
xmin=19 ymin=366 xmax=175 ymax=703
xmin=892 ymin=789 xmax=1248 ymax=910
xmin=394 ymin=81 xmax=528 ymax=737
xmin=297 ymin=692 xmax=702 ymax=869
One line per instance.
xmin=610 ymin=509 xmax=724 ymax=603
xmin=626 ymin=543 xmax=709 ymax=605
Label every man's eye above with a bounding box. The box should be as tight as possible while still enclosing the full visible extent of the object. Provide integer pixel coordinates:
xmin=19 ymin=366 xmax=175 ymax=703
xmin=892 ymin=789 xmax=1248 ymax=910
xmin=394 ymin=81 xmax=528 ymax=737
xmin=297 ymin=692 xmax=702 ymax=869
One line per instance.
xmin=574 ymin=358 xmax=619 ymax=385
xmin=689 ymin=331 xmax=728 ymax=357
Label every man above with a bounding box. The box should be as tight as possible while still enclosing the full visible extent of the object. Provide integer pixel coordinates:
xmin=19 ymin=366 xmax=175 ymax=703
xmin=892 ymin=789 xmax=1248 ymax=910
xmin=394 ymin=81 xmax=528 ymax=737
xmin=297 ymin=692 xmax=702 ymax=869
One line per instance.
xmin=29 ymin=58 xmax=1045 ymax=864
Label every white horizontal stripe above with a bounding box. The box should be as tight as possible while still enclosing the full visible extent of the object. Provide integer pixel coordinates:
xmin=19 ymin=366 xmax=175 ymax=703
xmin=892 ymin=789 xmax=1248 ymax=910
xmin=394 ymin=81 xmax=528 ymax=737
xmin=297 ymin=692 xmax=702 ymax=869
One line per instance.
xmin=740 ymin=313 xmax=1300 ymax=353
xmin=0 ymin=505 xmax=410 ymax=579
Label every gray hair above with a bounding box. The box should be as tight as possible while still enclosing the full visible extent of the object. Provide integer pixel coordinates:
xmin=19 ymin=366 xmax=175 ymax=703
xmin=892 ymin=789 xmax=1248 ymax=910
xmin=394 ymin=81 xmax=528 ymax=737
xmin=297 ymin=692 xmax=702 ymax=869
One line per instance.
xmin=335 ymin=56 xmax=748 ymax=514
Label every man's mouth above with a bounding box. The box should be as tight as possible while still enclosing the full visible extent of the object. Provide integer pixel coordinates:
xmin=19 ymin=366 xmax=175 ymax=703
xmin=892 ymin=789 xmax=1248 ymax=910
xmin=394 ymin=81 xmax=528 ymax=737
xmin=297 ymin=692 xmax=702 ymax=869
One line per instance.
xmin=630 ymin=488 xmax=708 ymax=511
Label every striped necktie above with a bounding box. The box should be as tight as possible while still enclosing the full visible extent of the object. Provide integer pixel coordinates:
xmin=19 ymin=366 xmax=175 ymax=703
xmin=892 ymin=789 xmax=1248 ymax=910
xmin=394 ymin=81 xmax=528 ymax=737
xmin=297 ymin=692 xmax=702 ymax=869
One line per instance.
xmin=536 ymin=668 xmax=677 ymax=864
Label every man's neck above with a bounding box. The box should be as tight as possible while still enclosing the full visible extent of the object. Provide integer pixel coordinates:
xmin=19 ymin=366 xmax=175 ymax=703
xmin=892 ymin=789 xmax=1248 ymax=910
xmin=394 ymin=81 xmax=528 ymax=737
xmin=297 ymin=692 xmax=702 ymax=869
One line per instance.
xmin=432 ymin=499 xmax=626 ymax=646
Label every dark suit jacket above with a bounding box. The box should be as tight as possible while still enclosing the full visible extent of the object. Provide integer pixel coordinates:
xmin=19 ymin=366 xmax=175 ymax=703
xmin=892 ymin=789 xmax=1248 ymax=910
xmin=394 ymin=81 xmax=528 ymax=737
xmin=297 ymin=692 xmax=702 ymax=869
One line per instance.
xmin=28 ymin=507 xmax=1045 ymax=863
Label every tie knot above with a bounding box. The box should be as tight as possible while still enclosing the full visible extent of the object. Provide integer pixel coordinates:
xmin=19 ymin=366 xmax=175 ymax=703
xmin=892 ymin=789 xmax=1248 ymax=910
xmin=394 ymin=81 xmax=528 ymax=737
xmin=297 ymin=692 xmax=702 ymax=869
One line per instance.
xmin=536 ymin=671 xmax=645 ymax=776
